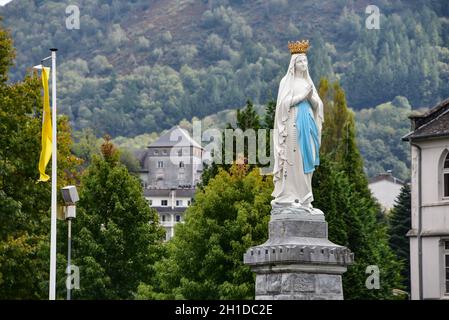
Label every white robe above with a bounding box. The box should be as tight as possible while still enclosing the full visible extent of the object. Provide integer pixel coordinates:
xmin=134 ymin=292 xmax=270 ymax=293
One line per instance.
xmin=271 ymin=55 xmax=323 ymax=207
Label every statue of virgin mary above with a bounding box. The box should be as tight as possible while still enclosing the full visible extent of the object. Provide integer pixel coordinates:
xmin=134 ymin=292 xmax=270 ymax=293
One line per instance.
xmin=271 ymin=40 xmax=324 ymax=213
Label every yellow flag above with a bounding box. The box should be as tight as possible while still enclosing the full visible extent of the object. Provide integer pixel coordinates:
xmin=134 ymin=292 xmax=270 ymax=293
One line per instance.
xmin=38 ymin=67 xmax=52 ymax=182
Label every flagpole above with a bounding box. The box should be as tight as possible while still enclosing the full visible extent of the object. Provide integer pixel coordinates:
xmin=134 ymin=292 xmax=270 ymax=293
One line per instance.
xmin=49 ymin=48 xmax=58 ymax=300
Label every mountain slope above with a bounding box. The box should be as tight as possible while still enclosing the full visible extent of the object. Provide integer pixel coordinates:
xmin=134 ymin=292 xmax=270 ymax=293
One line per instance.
xmin=1 ymin=0 xmax=448 ymax=137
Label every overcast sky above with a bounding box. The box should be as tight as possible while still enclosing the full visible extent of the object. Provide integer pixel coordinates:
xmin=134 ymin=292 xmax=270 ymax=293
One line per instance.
xmin=0 ymin=0 xmax=13 ymax=6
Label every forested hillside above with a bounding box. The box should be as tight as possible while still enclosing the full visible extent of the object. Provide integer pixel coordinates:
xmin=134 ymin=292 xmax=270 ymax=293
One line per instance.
xmin=106 ymin=95 xmax=412 ymax=181
xmin=1 ymin=0 xmax=448 ymax=137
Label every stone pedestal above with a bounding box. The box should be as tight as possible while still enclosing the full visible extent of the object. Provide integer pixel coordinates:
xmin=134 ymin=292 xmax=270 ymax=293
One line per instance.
xmin=243 ymin=206 xmax=354 ymax=300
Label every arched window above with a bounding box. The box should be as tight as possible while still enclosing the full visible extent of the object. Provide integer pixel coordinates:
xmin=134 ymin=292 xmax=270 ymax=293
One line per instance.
xmin=444 ymin=153 xmax=449 ymax=198
xmin=179 ymin=161 xmax=184 ymax=168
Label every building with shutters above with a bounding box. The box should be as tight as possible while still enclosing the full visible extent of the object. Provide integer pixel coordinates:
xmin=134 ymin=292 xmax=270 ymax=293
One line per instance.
xmin=137 ymin=126 xmax=204 ymax=240
xmin=403 ymin=97 xmax=449 ymax=299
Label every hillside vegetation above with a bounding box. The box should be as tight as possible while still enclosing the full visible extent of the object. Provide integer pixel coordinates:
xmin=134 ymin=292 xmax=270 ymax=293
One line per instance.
xmin=106 ymin=95 xmax=411 ymax=181
xmin=1 ymin=0 xmax=448 ymax=137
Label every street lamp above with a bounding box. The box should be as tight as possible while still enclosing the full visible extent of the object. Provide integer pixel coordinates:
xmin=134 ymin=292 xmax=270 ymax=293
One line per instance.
xmin=61 ymin=185 xmax=79 ymax=300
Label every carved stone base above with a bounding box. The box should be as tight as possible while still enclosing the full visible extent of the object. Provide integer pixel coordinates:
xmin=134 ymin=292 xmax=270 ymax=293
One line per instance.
xmin=243 ymin=206 xmax=354 ymax=300
xmin=254 ymin=264 xmax=345 ymax=300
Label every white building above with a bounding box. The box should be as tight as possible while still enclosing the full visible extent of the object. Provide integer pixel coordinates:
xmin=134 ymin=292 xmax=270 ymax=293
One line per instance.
xmin=403 ymin=97 xmax=449 ymax=300
xmin=137 ymin=126 xmax=204 ymax=241
xmin=144 ymin=188 xmax=196 ymax=241
xmin=368 ymin=173 xmax=405 ymax=211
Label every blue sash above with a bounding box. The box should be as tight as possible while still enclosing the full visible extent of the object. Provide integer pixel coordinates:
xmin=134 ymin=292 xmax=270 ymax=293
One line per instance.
xmin=296 ymin=100 xmax=320 ymax=174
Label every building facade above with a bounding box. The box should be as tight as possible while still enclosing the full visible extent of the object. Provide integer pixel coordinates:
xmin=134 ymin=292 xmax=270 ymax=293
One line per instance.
xmin=368 ymin=173 xmax=405 ymax=211
xmin=403 ymin=98 xmax=449 ymax=300
xmin=138 ymin=126 xmax=203 ymax=241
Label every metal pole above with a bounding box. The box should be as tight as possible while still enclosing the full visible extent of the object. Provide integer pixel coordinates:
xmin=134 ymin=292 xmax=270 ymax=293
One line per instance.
xmin=49 ymin=48 xmax=58 ymax=300
xmin=67 ymin=218 xmax=72 ymax=300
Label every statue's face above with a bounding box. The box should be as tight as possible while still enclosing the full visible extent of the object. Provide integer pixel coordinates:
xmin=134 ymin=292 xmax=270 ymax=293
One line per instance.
xmin=295 ymin=54 xmax=308 ymax=73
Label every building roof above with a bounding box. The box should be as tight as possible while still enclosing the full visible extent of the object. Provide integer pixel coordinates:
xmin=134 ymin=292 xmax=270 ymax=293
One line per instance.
xmin=368 ymin=173 xmax=405 ymax=186
xmin=402 ymin=97 xmax=449 ymax=141
xmin=148 ymin=126 xmax=202 ymax=149
xmin=144 ymin=188 xmax=197 ymax=198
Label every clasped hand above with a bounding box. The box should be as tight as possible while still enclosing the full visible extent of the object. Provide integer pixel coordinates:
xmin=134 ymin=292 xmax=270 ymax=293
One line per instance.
xmin=291 ymin=84 xmax=313 ymax=106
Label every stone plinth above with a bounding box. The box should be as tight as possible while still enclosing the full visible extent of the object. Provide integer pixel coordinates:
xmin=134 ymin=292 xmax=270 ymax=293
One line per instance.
xmin=243 ymin=206 xmax=354 ymax=300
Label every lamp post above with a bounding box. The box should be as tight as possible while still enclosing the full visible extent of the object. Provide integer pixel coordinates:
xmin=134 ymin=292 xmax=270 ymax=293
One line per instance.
xmin=61 ymin=185 xmax=79 ymax=300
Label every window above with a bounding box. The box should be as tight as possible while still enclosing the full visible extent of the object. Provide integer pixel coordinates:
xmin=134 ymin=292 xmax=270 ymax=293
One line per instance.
xmin=176 ymin=215 xmax=181 ymax=222
xmin=445 ymin=241 xmax=449 ymax=294
xmin=161 ymin=215 xmax=166 ymax=222
xmin=176 ymin=200 xmax=183 ymax=206
xmin=179 ymin=161 xmax=184 ymax=168
xmin=444 ymin=153 xmax=449 ymax=198
xmin=148 ymin=199 xmax=152 ymax=206
xmin=187 ymin=200 xmax=191 ymax=206
xmin=161 ymin=200 xmax=168 ymax=206
xmin=158 ymin=161 xmax=164 ymax=168
xmin=154 ymin=150 xmax=159 ymax=155
xmin=162 ymin=150 xmax=167 ymax=155
xmin=178 ymin=149 xmax=182 ymax=156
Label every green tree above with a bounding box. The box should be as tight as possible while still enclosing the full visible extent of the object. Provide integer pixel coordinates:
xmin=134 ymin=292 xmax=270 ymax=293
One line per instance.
xmin=72 ymin=128 xmax=101 ymax=167
xmin=312 ymin=79 xmax=403 ymax=299
xmin=0 ymin=22 xmax=82 ymax=298
xmin=313 ymin=156 xmax=403 ymax=299
xmin=70 ymin=136 xmax=164 ymax=299
xmin=262 ymin=99 xmax=276 ymax=130
xmin=138 ymin=165 xmax=272 ymax=299
xmin=118 ymin=148 xmax=141 ymax=173
xmin=0 ymin=18 xmax=14 ymax=83
xmin=2 ymin=1 xmax=448 ymax=137
xmin=388 ymin=184 xmax=411 ymax=292
xmin=355 ymin=97 xmax=411 ymax=181
xmin=200 ymin=99 xmax=263 ymax=188
xmin=236 ymin=99 xmax=260 ymax=131
xmin=262 ymin=99 xmax=276 ymax=165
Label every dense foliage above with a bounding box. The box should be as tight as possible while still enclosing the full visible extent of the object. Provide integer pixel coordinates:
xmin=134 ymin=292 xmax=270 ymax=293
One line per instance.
xmin=106 ymin=93 xmax=412 ymax=182
xmin=356 ymin=96 xmax=412 ymax=181
xmin=139 ymin=78 xmax=403 ymax=299
xmin=0 ymin=24 xmax=82 ymax=298
xmin=1 ymin=0 xmax=448 ymax=137
xmin=313 ymin=79 xmax=403 ymax=299
xmin=388 ymin=184 xmax=412 ymax=292
xmin=136 ymin=165 xmax=272 ymax=299
xmin=67 ymin=137 xmax=165 ymax=299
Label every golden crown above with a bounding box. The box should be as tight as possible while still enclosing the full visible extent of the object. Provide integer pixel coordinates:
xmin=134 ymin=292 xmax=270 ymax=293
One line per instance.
xmin=288 ymin=40 xmax=310 ymax=55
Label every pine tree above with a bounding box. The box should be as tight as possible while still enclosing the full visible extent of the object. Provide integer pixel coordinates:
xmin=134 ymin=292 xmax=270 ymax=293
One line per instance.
xmin=262 ymin=99 xmax=276 ymax=167
xmin=69 ymin=137 xmax=165 ymax=299
xmin=388 ymin=184 xmax=411 ymax=292
xmin=312 ymin=79 xmax=403 ymax=299
xmin=236 ymin=99 xmax=260 ymax=131
xmin=308 ymin=34 xmax=334 ymax=83
xmin=262 ymin=99 xmax=275 ymax=130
